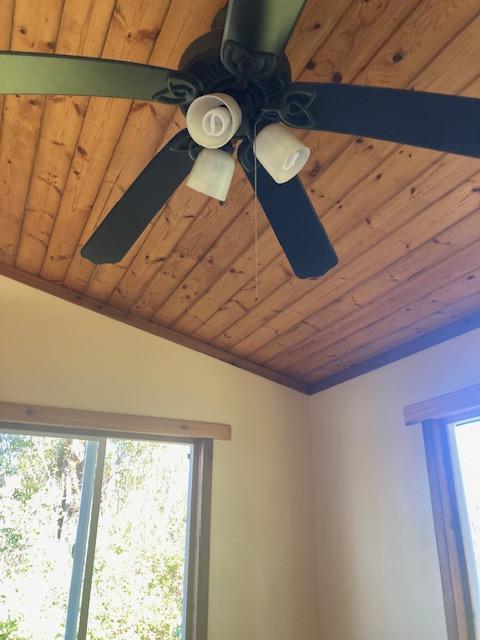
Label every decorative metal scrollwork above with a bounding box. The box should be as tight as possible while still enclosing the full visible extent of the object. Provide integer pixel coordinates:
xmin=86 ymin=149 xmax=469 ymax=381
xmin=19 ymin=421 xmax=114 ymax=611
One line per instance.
xmin=222 ymin=40 xmax=277 ymax=80
xmin=264 ymin=86 xmax=317 ymax=129
xmin=152 ymin=71 xmax=202 ymax=106
xmin=168 ymin=129 xmax=202 ymax=162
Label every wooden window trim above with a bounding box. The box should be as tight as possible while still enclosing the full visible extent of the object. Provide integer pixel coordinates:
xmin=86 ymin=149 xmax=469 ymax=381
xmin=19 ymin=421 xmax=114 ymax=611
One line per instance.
xmin=0 ymin=400 xmax=231 ymax=441
xmin=422 ymin=419 xmax=476 ymax=640
xmin=404 ymin=384 xmax=480 ymax=426
xmin=404 ymin=387 xmax=480 ymax=640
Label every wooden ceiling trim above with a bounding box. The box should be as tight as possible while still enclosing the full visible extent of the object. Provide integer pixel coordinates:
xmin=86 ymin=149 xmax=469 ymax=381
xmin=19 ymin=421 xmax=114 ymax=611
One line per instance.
xmin=0 ymin=262 xmax=308 ymax=394
xmin=14 ymin=0 xmax=117 ymax=275
xmin=73 ymin=0 xmax=226 ymax=299
xmin=305 ymin=288 xmax=480 ymax=383
xmin=0 ymin=0 xmax=64 ymax=267
xmin=178 ymin=1 xmax=480 ymax=350
xmin=253 ymin=204 xmax=480 ymax=368
xmin=80 ymin=0 xmax=353 ymax=310
xmin=282 ymin=239 xmax=480 ymax=377
xmin=38 ymin=0 xmax=173 ymax=284
xmin=141 ymin=0 xmax=427 ymax=333
xmin=308 ymin=310 xmax=480 ymax=394
xmin=235 ymin=149 xmax=480 ymax=362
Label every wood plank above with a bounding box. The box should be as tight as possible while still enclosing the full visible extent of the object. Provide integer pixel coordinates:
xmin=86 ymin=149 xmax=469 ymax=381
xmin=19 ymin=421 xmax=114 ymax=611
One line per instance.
xmin=174 ymin=226 xmax=286 ymax=335
xmin=88 ymin=165 xmax=251 ymax=305
xmin=308 ymin=310 xmax=480 ymax=394
xmin=283 ymin=239 xmax=480 ymax=377
xmin=253 ymin=206 xmax=480 ymax=368
xmin=405 ymin=385 xmax=480 ymax=425
xmin=39 ymin=0 xmax=173 ymax=283
xmin=213 ymin=151 xmax=479 ymax=353
xmin=303 ymin=287 xmax=480 ymax=383
xmin=14 ymin=0 xmax=116 ymax=274
xmin=65 ymin=0 xmax=225 ymax=297
xmin=0 ymin=0 xmax=64 ymax=265
xmin=228 ymin=162 xmax=480 ymax=358
xmin=77 ymin=0 xmax=352 ymax=307
xmin=207 ymin=58 xmax=480 ymax=353
xmin=181 ymin=3 xmax=480 ymax=349
xmin=94 ymin=0 xmax=419 ymax=319
xmin=63 ymin=108 xmax=183 ymax=292
xmin=0 ymin=400 xmax=231 ymax=440
xmin=285 ymin=0 xmax=352 ymax=78
xmin=204 ymin=147 xmax=437 ymax=348
xmin=0 ymin=262 xmax=309 ymax=394
xmin=0 ymin=1 xmax=14 ymax=134
xmin=143 ymin=0 xmax=427 ymax=331
xmin=110 ymin=180 xmax=275 ymax=313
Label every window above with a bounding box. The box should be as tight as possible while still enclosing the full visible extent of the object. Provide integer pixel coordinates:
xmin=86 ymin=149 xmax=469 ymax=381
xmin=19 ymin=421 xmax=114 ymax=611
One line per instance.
xmin=0 ymin=425 xmax=212 ymax=640
xmin=404 ymin=385 xmax=480 ymax=640
xmin=450 ymin=419 xmax=480 ymax=637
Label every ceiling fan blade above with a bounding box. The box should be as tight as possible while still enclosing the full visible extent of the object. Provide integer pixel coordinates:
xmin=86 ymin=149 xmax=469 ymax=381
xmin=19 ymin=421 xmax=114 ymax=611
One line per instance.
xmin=81 ymin=130 xmax=198 ymax=265
xmin=239 ymin=144 xmax=337 ymax=279
xmin=275 ymin=83 xmax=480 ymax=158
xmin=0 ymin=52 xmax=200 ymax=104
xmin=221 ymin=0 xmax=306 ymax=78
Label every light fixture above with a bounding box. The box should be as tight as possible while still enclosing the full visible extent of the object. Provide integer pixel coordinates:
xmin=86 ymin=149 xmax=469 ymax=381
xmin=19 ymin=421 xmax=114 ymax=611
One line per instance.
xmin=186 ymin=93 xmax=241 ymax=149
xmin=254 ymin=123 xmax=310 ymax=184
xmin=186 ymin=148 xmax=235 ymax=201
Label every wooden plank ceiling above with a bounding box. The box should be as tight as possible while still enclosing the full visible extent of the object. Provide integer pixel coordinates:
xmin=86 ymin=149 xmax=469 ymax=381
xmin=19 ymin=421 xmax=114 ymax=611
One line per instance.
xmin=0 ymin=0 xmax=479 ymax=394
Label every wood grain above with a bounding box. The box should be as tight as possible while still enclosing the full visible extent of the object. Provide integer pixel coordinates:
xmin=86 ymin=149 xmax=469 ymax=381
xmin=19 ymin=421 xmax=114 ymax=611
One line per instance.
xmin=0 ymin=400 xmax=231 ymax=440
xmin=405 ymin=386 xmax=480 ymax=425
xmin=0 ymin=0 xmax=480 ymax=393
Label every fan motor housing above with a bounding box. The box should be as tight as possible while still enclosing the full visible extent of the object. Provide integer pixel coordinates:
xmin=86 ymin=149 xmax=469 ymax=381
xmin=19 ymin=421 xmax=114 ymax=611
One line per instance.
xmin=178 ymin=29 xmax=291 ymax=139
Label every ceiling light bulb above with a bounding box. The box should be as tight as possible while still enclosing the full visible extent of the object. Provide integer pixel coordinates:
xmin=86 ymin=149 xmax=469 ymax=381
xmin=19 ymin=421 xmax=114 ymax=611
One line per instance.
xmin=254 ymin=123 xmax=310 ymax=183
xmin=282 ymin=151 xmax=301 ymax=172
xmin=186 ymin=93 xmax=241 ymax=149
xmin=186 ymin=149 xmax=235 ymax=201
xmin=202 ymin=107 xmax=231 ymax=137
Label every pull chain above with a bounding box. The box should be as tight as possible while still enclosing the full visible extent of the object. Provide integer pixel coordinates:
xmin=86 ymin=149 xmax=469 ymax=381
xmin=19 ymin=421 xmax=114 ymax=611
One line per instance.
xmin=253 ymin=119 xmax=260 ymax=302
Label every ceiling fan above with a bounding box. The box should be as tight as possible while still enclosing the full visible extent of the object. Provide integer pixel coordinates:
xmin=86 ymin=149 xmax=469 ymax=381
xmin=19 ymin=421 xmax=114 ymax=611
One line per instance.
xmin=0 ymin=1 xmax=479 ymax=279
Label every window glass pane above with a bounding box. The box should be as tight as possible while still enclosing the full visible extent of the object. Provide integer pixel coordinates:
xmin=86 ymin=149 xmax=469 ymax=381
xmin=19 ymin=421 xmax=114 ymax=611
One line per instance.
xmin=86 ymin=439 xmax=192 ymax=640
xmin=454 ymin=419 xmax=480 ymax=579
xmin=0 ymin=433 xmax=88 ymax=639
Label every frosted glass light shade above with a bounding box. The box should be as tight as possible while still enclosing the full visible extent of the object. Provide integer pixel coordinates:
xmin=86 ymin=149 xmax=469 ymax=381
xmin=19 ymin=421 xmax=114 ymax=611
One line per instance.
xmin=186 ymin=93 xmax=242 ymax=149
xmin=254 ymin=123 xmax=310 ymax=183
xmin=186 ymin=149 xmax=235 ymax=201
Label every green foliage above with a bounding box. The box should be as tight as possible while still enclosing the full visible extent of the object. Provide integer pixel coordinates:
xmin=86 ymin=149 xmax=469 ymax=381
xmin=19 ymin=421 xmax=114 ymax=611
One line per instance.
xmin=0 ymin=433 xmax=190 ymax=640
xmin=0 ymin=617 xmax=28 ymax=640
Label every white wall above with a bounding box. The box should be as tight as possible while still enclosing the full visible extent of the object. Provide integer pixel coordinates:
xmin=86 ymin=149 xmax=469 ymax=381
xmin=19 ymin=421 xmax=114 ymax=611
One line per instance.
xmin=0 ymin=275 xmax=319 ymax=640
xmin=4 ymin=272 xmax=479 ymax=640
xmin=309 ymin=327 xmax=480 ymax=640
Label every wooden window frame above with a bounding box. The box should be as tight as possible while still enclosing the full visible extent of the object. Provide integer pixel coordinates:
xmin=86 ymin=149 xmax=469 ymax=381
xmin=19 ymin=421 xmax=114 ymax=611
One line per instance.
xmin=0 ymin=401 xmax=228 ymax=640
xmin=404 ymin=385 xmax=480 ymax=640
